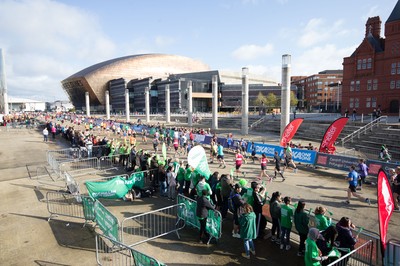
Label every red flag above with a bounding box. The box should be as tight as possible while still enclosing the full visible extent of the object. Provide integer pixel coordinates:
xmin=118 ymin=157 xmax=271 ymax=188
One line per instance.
xmin=280 ymin=118 xmax=304 ymax=147
xmin=377 ymin=169 xmax=394 ymax=258
xmin=319 ymin=117 xmax=349 ymax=152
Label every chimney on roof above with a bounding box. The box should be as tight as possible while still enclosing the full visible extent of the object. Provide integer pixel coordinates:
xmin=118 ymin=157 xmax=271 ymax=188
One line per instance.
xmin=365 ymin=16 xmax=381 ymax=38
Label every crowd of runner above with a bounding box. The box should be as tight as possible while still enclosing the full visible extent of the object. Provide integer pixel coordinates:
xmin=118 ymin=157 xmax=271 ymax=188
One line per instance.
xmin=29 ymin=112 xmax=399 ymax=265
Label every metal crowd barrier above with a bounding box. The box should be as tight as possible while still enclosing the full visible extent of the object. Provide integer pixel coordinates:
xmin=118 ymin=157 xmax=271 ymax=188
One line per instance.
xmin=96 ymin=233 xmax=165 ymax=266
xmin=121 ymin=204 xmax=185 ymax=247
xmin=327 ymin=240 xmax=373 ymax=266
xmin=385 ymin=239 xmax=400 ymax=266
xmin=46 ymin=191 xmax=85 ymax=221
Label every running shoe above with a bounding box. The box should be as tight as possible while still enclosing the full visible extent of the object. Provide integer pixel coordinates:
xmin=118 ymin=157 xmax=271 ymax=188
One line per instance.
xmin=250 ymin=250 xmax=256 ymax=256
xmin=286 ymin=245 xmax=291 ymax=251
xmin=242 ymin=253 xmax=250 ymax=259
xmin=365 ymin=198 xmax=371 ymax=205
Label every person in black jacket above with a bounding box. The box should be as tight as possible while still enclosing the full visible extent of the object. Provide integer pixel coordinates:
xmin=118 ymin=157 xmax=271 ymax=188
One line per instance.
xmin=196 ymin=189 xmax=216 ymax=243
xmin=335 ymin=217 xmax=357 ymax=265
xmin=252 ymin=183 xmax=267 ymax=239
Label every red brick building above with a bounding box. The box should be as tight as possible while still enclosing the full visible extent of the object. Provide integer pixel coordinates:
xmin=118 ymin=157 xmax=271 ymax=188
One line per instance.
xmin=342 ymin=0 xmax=400 ymax=115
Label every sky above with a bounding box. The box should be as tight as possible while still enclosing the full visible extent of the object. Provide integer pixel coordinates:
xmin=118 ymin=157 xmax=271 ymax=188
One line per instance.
xmin=0 ymin=0 xmax=397 ymax=102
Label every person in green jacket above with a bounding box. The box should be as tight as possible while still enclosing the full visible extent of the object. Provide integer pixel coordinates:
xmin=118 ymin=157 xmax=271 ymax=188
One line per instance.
xmin=183 ymin=165 xmax=192 ymax=196
xmin=294 ymin=200 xmax=310 ymax=257
xmin=239 ymin=203 xmax=257 ymax=259
xmin=314 ymin=206 xmax=331 ymax=231
xmin=304 ymin=228 xmax=328 ymax=266
xmin=176 ymin=161 xmax=185 ymax=194
xmin=280 ymin=196 xmax=294 ymax=251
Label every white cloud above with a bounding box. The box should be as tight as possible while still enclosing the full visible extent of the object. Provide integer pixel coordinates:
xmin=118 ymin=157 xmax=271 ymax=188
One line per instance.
xmin=231 ymin=43 xmax=274 ymax=60
xmin=0 ymin=0 xmax=116 ymax=101
xmin=292 ymin=44 xmax=357 ymax=76
xmin=298 ymin=18 xmax=349 ymax=48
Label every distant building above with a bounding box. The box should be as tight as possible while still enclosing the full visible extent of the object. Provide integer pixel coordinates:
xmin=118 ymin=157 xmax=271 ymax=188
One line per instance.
xmin=291 ymin=70 xmax=343 ymax=112
xmin=342 ymin=0 xmax=400 ymax=115
xmin=7 ymin=97 xmax=46 ymax=112
xmin=47 ymin=100 xmax=74 ymax=112
xmin=62 ymin=53 xmax=279 ymax=113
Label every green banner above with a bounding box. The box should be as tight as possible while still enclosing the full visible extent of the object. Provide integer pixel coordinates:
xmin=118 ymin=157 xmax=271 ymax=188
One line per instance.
xmin=94 ymin=201 xmax=119 ymax=241
xmin=131 ymin=249 xmax=163 ymax=266
xmin=187 ymin=146 xmax=211 ymax=179
xmin=177 ymin=195 xmax=221 ymax=239
xmin=129 ymin=172 xmax=145 ymax=189
xmin=82 ymin=196 xmax=95 ymax=221
xmin=86 ymin=176 xmax=130 ymax=199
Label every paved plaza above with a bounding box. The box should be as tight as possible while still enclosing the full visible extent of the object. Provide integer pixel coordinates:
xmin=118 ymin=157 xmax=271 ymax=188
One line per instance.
xmin=0 ymin=123 xmax=399 ymax=265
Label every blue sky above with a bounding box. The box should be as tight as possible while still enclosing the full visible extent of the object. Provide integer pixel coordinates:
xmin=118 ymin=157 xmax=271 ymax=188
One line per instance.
xmin=0 ymin=0 xmax=397 ymax=101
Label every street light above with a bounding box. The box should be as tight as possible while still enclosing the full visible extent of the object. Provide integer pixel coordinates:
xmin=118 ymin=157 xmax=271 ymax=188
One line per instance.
xmin=337 ymin=81 xmax=341 ymax=111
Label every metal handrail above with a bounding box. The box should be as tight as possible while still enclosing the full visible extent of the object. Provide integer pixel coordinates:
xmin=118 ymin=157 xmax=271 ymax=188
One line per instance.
xmin=250 ymin=116 xmax=267 ymax=128
xmin=341 ymin=116 xmax=387 ymax=146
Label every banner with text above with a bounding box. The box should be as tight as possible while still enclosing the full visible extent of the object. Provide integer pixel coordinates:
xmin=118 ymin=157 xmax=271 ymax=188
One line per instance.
xmin=94 ymin=201 xmax=120 ymax=241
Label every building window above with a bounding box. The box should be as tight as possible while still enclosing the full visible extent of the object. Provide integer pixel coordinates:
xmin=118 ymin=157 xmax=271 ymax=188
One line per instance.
xmin=362 ymin=59 xmax=367 ymax=69
xmin=366 ymin=97 xmax=371 ymax=108
xmin=350 ymin=81 xmax=355 ymax=91
xmin=391 ymin=80 xmax=396 ymax=89
xmin=355 ymin=98 xmax=359 ymax=108
xmin=372 ymin=97 xmax=377 ymax=108
xmin=357 ymin=60 xmax=362 ymax=70
xmin=367 ymin=80 xmax=372 ymax=90
xmin=367 ymin=58 xmax=372 ymax=69
xmin=373 ymin=79 xmax=378 ymax=90
xmin=349 ymin=98 xmax=354 ymax=108
xmin=396 ymin=80 xmax=400 ymax=89
xmin=392 ymin=63 xmax=397 ymax=75
xmin=356 ymin=81 xmax=360 ymax=91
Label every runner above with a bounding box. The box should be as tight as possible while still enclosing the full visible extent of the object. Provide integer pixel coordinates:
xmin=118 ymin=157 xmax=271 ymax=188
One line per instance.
xmin=273 ymin=151 xmax=285 ymax=181
xmin=234 ymin=149 xmax=244 ymax=178
xmin=217 ymin=142 xmax=226 ymax=168
xmin=344 ymin=165 xmax=370 ymax=205
xmin=257 ymin=153 xmax=271 ymax=181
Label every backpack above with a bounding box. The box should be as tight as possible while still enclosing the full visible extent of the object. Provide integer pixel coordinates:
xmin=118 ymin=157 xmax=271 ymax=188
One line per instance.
xmin=228 ymin=192 xmax=239 ymax=213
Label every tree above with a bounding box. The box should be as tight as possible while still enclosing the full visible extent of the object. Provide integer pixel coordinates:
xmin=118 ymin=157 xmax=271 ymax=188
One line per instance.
xmin=254 ymin=92 xmax=267 ymax=107
xmin=265 ymin=93 xmax=278 ymax=108
xmin=290 ymin=91 xmax=298 ymax=107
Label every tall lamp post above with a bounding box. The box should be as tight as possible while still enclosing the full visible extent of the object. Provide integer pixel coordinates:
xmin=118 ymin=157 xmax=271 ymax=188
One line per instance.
xmin=337 ymin=81 xmax=341 ymax=111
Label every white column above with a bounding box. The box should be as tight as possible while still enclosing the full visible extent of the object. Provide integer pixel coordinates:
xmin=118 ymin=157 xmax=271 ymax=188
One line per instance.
xmin=187 ymin=81 xmax=193 ymax=127
xmin=212 ymin=75 xmax=218 ymax=130
xmin=145 ymin=86 xmax=150 ymax=122
xmin=0 ymin=49 xmax=9 ymax=114
xmin=165 ymin=84 xmax=171 ymax=123
xmin=241 ymin=67 xmax=249 ymax=135
xmin=85 ymin=92 xmax=90 ymax=117
xmin=105 ymin=90 xmax=110 ymax=120
xmin=280 ymin=54 xmax=291 ymax=137
xmin=125 ymin=89 xmax=130 ymax=123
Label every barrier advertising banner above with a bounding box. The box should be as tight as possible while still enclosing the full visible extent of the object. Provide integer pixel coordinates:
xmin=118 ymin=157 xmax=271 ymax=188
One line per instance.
xmin=177 ymin=195 xmax=221 ymax=240
xmin=247 ymin=142 xmax=317 ymax=165
xmin=94 ymin=201 xmax=120 ymax=241
xmin=86 ymin=176 xmax=129 ymax=199
xmin=315 ymin=153 xmax=360 ymax=172
xmin=319 ymin=117 xmax=348 ymax=153
xmin=131 ymin=249 xmax=165 ymax=266
xmin=129 ymin=172 xmax=145 ymax=189
xmin=82 ymin=196 xmax=95 ymax=221
xmin=280 ymin=118 xmax=304 ymax=147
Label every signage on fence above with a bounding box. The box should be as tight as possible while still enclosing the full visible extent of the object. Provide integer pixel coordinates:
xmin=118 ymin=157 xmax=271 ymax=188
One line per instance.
xmin=82 ymin=196 xmax=95 ymax=221
xmin=315 ymin=153 xmax=360 ymax=171
xmin=247 ymin=143 xmax=317 ymax=165
xmin=131 ymin=249 xmax=164 ymax=266
xmin=94 ymin=201 xmax=119 ymax=241
xmin=367 ymin=160 xmax=399 ymax=176
xmin=177 ymin=195 xmax=221 ymax=239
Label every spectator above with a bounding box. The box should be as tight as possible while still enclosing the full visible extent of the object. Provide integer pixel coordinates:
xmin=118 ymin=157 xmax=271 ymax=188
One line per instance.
xmin=351 ymin=109 xmax=357 ymax=121
xmin=239 ymin=203 xmax=257 ymax=259
xmin=43 ymin=127 xmax=49 ymax=142
xmin=304 ymin=228 xmax=328 ymax=266
xmin=166 ymin=166 xmax=177 ymax=201
xmin=280 ymin=196 xmax=294 ymax=251
xmin=294 ymin=200 xmax=309 ymax=257
xmin=392 ymin=167 xmax=400 ymax=211
xmin=270 ymin=191 xmax=282 ymax=244
xmin=196 ymin=189 xmax=216 ymax=244
xmin=314 ymin=206 xmax=332 ymax=232
xmin=220 ymin=174 xmax=233 ymax=218
xmin=252 ymin=183 xmax=267 ymax=239
xmin=335 ymin=217 xmax=357 ymax=264
xmin=196 ymin=175 xmax=212 ymax=199
xmin=231 ymin=184 xmax=244 ymax=238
